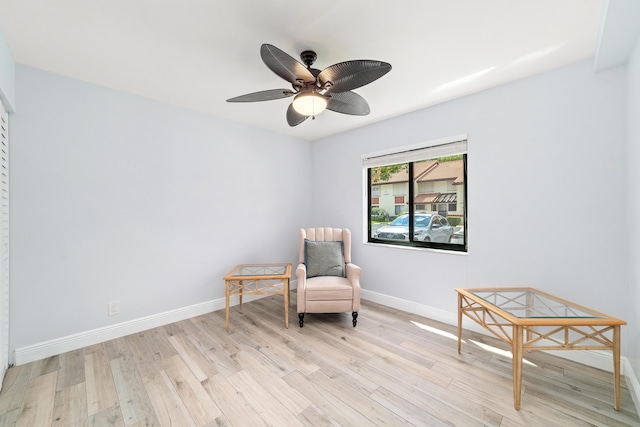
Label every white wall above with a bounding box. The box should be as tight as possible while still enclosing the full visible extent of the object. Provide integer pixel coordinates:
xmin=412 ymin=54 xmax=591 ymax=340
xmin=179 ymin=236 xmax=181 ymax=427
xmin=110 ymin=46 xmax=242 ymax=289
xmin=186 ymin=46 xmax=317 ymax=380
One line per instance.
xmin=312 ymin=60 xmax=630 ymax=352
xmin=9 ymin=65 xmax=312 ymax=359
xmin=0 ymin=32 xmax=15 ymax=112
xmin=627 ymin=35 xmax=640 ymax=384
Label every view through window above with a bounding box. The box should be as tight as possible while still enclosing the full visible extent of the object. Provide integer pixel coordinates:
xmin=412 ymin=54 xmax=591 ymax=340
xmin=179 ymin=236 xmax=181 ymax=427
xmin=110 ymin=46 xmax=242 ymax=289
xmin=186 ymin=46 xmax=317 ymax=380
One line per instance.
xmin=364 ymin=138 xmax=467 ymax=251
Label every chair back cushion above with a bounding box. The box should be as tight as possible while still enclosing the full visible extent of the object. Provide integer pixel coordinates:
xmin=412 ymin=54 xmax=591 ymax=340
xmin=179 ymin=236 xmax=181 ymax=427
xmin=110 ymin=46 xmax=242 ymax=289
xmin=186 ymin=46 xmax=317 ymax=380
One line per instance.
xmin=304 ymin=239 xmax=344 ymax=278
xmin=299 ymin=228 xmax=352 ymax=264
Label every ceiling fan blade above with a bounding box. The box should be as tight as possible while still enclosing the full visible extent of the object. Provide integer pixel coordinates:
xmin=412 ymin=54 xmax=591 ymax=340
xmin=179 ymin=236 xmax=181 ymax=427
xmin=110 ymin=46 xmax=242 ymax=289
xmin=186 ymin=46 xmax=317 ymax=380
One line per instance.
xmin=261 ymin=44 xmax=315 ymax=85
xmin=286 ymin=104 xmax=309 ymax=127
xmin=318 ymin=60 xmax=392 ymax=93
xmin=327 ymin=91 xmax=370 ymax=116
xmin=226 ymin=89 xmax=295 ymax=103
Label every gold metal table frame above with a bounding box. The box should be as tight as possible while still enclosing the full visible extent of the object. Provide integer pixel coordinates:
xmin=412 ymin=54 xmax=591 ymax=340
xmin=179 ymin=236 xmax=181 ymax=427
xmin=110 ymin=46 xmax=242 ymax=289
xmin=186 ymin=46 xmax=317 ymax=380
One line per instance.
xmin=224 ymin=263 xmax=292 ymax=332
xmin=456 ymin=287 xmax=626 ymax=411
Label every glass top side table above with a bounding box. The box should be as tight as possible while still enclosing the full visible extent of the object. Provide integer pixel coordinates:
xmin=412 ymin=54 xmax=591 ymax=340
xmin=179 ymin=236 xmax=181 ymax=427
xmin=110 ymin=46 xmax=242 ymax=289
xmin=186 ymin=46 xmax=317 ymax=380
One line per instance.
xmin=223 ymin=263 xmax=292 ymax=332
xmin=456 ymin=287 xmax=626 ymax=411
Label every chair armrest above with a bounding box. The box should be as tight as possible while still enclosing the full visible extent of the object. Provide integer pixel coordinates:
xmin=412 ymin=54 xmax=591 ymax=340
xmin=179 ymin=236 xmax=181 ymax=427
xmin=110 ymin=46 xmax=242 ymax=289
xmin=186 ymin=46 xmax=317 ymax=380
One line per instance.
xmin=345 ymin=263 xmax=361 ymax=311
xmin=296 ymin=263 xmax=307 ymax=313
xmin=345 ymin=263 xmax=361 ymax=284
xmin=295 ymin=263 xmax=307 ymax=284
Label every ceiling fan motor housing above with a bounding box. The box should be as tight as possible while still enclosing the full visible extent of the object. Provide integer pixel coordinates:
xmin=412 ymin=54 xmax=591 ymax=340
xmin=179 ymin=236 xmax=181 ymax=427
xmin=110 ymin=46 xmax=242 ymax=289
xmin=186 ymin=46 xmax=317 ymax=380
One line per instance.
xmin=300 ymin=50 xmax=317 ymax=67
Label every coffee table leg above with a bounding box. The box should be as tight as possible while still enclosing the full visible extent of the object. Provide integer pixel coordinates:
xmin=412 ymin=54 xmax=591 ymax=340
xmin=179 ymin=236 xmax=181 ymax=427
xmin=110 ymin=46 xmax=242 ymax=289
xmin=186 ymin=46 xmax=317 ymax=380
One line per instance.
xmin=457 ymin=293 xmax=463 ymax=353
xmin=284 ymin=279 xmax=289 ymax=328
xmin=513 ymin=325 xmax=524 ymax=410
xmin=614 ymin=325 xmax=621 ymax=410
xmin=239 ymin=280 xmax=243 ymax=308
xmin=225 ymin=280 xmax=230 ymax=332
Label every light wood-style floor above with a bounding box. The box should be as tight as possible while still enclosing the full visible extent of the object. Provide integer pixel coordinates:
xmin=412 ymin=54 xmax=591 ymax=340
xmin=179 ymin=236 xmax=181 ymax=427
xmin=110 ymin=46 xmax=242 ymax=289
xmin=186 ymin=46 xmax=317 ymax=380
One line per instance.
xmin=0 ymin=295 xmax=638 ymax=426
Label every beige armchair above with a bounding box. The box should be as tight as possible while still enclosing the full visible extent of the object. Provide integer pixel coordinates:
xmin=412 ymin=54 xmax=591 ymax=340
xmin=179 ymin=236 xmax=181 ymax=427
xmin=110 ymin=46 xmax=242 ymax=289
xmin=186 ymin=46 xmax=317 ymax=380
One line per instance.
xmin=296 ymin=227 xmax=361 ymax=327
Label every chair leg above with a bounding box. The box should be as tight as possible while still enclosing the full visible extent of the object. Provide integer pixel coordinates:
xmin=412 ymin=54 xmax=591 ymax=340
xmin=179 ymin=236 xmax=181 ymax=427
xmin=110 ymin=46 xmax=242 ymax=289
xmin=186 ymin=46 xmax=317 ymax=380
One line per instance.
xmin=298 ymin=313 xmax=304 ymax=327
xmin=352 ymin=312 xmax=358 ymax=327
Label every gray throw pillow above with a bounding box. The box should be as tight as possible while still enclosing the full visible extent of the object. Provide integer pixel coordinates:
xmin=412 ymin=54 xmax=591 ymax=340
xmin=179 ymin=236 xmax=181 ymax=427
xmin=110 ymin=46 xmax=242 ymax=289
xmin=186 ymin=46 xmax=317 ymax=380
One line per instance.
xmin=304 ymin=239 xmax=344 ymax=278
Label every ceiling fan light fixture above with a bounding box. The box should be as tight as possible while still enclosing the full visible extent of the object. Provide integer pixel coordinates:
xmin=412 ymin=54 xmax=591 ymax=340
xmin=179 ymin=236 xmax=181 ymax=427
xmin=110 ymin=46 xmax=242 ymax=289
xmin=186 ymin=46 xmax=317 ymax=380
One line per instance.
xmin=292 ymin=91 xmax=328 ymax=117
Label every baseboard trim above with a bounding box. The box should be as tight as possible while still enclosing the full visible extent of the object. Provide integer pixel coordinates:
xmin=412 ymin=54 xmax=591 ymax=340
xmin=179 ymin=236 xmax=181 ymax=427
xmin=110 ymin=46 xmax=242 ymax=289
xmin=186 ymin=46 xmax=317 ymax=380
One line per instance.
xmin=360 ymin=288 xmax=640 ymax=411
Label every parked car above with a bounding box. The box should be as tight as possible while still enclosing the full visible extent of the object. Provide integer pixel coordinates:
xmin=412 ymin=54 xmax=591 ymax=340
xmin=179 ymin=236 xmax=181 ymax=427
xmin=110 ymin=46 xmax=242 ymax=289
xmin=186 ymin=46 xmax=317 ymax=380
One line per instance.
xmin=451 ymin=226 xmax=464 ymax=244
xmin=373 ymin=213 xmax=453 ymax=243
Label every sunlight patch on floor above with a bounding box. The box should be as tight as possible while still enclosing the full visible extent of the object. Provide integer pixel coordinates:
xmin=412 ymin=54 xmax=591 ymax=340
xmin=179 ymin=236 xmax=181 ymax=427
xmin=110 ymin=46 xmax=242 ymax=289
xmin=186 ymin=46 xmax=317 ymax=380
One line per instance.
xmin=470 ymin=339 xmax=537 ymax=367
xmin=409 ymin=320 xmax=537 ymax=367
xmin=410 ymin=320 xmax=462 ymax=342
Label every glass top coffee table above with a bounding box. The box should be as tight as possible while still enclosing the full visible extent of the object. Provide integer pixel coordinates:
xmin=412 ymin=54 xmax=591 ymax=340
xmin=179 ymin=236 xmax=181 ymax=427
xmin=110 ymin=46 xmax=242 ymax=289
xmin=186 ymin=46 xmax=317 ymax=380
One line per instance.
xmin=223 ymin=263 xmax=292 ymax=332
xmin=456 ymin=287 xmax=626 ymax=410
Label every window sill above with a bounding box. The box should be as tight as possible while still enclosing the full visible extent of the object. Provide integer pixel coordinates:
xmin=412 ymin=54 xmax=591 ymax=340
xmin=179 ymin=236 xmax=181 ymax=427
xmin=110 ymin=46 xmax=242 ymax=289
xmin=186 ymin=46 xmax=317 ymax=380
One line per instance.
xmin=362 ymin=241 xmax=468 ymax=256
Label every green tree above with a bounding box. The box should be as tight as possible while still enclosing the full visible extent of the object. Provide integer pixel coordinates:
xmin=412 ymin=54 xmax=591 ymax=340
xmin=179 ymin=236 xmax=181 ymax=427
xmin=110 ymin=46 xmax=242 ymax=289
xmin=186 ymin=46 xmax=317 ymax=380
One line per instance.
xmin=371 ymin=163 xmax=407 ymax=183
xmin=436 ymin=155 xmax=463 ymax=162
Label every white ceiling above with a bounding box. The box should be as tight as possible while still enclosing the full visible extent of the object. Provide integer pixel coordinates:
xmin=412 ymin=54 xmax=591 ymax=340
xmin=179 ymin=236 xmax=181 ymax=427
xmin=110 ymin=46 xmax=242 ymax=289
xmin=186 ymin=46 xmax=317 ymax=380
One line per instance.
xmin=0 ymin=0 xmax=604 ymax=141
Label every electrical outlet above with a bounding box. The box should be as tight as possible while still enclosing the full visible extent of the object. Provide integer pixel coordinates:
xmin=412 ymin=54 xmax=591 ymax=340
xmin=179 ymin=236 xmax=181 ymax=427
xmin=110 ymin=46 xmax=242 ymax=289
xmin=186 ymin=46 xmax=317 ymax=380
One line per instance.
xmin=108 ymin=301 xmax=120 ymax=316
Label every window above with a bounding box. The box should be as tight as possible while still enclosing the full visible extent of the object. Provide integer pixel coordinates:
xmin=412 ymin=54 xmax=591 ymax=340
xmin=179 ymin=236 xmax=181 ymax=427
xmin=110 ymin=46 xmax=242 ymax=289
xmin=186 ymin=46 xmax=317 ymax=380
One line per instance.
xmin=364 ymin=136 xmax=467 ymax=251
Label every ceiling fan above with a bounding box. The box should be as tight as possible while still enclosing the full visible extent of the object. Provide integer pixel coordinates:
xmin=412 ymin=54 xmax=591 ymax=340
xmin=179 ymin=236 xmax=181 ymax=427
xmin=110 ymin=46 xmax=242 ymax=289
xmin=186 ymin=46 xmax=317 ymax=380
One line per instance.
xmin=226 ymin=44 xmax=392 ymax=127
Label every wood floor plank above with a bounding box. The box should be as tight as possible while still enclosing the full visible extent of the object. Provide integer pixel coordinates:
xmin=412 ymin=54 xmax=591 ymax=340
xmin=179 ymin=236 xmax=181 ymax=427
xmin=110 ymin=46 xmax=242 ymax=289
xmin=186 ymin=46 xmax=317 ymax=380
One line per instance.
xmin=283 ymin=369 xmax=370 ymax=426
xmin=0 ymin=409 xmax=19 ymax=427
xmin=525 ymin=384 xmax=640 ymax=426
xmin=127 ymin=417 xmax=161 ymax=427
xmin=289 ymin=368 xmax=394 ymax=427
xmin=227 ymin=370 xmax=304 ymax=426
xmin=185 ymin=330 xmax=243 ymax=378
xmin=369 ymin=386 xmax=457 ymax=427
xmin=161 ymin=354 xmax=222 ymax=424
xmin=349 ymin=358 xmax=503 ymax=426
xmin=305 ymin=368 xmax=409 ymax=426
xmin=0 ymin=362 xmax=32 ymax=414
xmin=15 ymin=371 xmax=57 ymax=427
xmin=102 ymin=337 xmax=130 ymax=361
xmin=230 ymin=309 xmax=318 ymax=376
xmin=144 ymin=370 xmax=197 ymax=427
xmin=87 ymin=404 xmax=125 ymax=427
xmin=110 ymin=354 xmax=159 ymax=426
xmin=52 ymin=382 xmax=87 ymax=427
xmin=446 ymin=376 xmax=590 ymax=426
xmin=56 ymin=348 xmax=85 ymax=391
xmin=124 ymin=329 xmax=178 ymax=383
xmin=201 ymin=374 xmax=268 ymax=427
xmin=30 ymin=355 xmax=59 ymax=378
xmin=367 ymin=353 xmax=452 ymax=389
xmin=163 ymin=319 xmax=201 ymax=338
xmin=296 ymin=404 xmax=340 ymax=427
xmin=232 ymin=333 xmax=298 ymax=378
xmin=85 ymin=347 xmax=119 ymax=416
xmin=234 ymin=350 xmax=312 ymax=414
xmin=167 ymin=334 xmax=218 ymax=382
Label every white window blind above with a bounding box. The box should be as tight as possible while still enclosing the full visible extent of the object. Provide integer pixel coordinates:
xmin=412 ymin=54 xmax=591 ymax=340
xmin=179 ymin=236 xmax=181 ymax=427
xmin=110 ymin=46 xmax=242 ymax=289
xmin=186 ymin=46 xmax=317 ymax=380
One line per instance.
xmin=363 ymin=137 xmax=467 ymax=168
